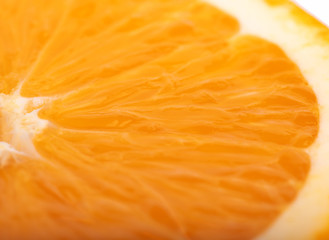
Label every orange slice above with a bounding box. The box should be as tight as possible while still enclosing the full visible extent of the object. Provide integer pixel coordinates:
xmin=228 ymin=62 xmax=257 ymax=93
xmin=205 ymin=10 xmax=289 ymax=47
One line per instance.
xmin=0 ymin=0 xmax=328 ymax=239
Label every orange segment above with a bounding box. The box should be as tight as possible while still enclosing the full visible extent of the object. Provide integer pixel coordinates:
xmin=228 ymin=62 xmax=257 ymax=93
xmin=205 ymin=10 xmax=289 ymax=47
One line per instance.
xmin=0 ymin=0 xmax=321 ymax=239
xmin=20 ymin=0 xmax=239 ymax=97
xmin=0 ymin=0 xmax=69 ymax=94
xmin=39 ymin=35 xmax=318 ymax=147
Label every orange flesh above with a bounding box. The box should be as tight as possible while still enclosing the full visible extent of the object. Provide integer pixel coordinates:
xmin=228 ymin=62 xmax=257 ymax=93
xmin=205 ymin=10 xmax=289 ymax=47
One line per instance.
xmin=0 ymin=0 xmax=319 ymax=239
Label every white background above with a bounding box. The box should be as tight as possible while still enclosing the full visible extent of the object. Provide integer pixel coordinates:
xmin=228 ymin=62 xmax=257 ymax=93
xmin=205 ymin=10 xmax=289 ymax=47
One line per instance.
xmin=293 ymin=0 xmax=329 ymax=27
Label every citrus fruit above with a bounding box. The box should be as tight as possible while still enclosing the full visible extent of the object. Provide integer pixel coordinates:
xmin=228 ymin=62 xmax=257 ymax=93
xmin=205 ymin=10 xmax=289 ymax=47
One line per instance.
xmin=0 ymin=0 xmax=328 ymax=239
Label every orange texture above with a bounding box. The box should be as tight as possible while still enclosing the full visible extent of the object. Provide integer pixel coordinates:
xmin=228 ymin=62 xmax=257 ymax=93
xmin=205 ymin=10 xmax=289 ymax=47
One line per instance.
xmin=0 ymin=0 xmax=319 ymax=239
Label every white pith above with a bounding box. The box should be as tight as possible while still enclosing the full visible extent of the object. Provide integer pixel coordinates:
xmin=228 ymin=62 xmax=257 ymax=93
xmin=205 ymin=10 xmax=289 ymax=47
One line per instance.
xmin=0 ymin=93 xmax=48 ymax=166
xmin=206 ymin=0 xmax=329 ymax=239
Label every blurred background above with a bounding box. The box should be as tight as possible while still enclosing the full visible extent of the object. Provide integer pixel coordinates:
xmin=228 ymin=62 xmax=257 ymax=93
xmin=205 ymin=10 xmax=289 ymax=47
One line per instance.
xmin=294 ymin=0 xmax=329 ymax=26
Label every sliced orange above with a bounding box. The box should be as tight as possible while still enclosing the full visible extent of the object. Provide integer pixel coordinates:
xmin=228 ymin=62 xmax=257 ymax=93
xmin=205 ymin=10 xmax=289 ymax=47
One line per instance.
xmin=0 ymin=0 xmax=328 ymax=239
